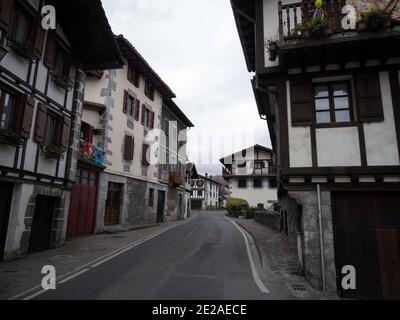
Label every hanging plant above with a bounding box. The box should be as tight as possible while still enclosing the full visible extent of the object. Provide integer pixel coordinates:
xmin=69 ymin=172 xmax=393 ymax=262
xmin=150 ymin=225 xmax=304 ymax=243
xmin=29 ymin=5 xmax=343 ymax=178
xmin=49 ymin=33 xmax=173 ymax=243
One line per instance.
xmin=360 ymin=7 xmax=392 ymax=32
xmin=0 ymin=128 xmax=24 ymax=147
xmin=42 ymin=144 xmax=65 ymax=160
xmin=265 ymin=39 xmax=279 ymax=61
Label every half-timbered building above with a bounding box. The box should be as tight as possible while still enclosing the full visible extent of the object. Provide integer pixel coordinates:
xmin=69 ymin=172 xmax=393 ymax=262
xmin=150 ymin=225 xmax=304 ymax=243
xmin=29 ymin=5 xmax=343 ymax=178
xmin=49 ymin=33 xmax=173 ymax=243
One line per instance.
xmin=231 ymin=0 xmax=400 ymax=299
xmin=0 ymin=0 xmax=123 ymax=260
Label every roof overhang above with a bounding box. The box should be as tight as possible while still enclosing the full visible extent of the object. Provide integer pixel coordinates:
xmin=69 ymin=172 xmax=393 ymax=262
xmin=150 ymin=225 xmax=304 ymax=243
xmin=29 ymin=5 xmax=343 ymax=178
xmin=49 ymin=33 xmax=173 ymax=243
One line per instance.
xmin=220 ymin=144 xmax=274 ymax=165
xmin=47 ymin=0 xmax=124 ymax=71
xmin=116 ymin=35 xmax=176 ymax=99
xmin=231 ymin=0 xmax=256 ymax=72
xmin=163 ymin=99 xmax=194 ymax=128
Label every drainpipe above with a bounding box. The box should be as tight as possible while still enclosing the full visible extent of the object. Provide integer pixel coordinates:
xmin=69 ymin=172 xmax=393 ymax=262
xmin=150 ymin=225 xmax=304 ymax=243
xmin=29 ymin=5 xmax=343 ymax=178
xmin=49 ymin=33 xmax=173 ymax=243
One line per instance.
xmin=317 ymin=184 xmax=326 ymax=292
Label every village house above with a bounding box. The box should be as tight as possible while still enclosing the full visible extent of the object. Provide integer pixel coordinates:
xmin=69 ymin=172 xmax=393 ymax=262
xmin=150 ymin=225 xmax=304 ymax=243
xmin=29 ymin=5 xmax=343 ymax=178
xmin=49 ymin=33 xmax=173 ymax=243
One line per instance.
xmin=221 ymin=144 xmax=277 ymax=208
xmin=80 ymin=34 xmax=193 ymax=234
xmin=0 ymin=0 xmax=123 ymax=260
xmin=231 ymin=0 xmax=400 ymax=299
xmin=190 ymin=173 xmax=220 ymax=210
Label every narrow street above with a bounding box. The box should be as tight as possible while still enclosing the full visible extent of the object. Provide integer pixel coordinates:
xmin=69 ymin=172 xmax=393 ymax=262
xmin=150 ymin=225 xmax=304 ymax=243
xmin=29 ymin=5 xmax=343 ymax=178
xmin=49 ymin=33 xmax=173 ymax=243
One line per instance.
xmin=30 ymin=212 xmax=297 ymax=300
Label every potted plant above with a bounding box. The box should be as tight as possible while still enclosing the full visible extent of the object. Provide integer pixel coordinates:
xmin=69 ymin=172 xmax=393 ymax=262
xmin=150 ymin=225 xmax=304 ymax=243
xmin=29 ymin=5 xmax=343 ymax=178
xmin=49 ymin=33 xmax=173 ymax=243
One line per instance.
xmin=265 ymin=39 xmax=279 ymax=61
xmin=305 ymin=14 xmax=329 ymax=38
xmin=361 ymin=7 xmax=392 ymax=32
xmin=42 ymin=144 xmax=65 ymax=160
xmin=0 ymin=128 xmax=23 ymax=147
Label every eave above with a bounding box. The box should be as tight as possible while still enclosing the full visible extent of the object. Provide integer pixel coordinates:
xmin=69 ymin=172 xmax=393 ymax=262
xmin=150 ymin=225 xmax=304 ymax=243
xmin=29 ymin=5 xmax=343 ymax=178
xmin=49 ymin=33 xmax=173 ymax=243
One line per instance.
xmin=163 ymin=99 xmax=194 ymax=128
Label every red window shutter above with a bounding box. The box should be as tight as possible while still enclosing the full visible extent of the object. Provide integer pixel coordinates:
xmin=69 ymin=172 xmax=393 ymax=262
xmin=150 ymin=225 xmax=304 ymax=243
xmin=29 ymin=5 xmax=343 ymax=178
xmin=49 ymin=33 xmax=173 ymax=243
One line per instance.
xmin=34 ymin=103 xmax=48 ymax=144
xmin=44 ymin=30 xmax=57 ymax=70
xmin=355 ymin=72 xmax=384 ymax=122
xmin=19 ymin=95 xmax=35 ymax=139
xmin=123 ymin=90 xmax=129 ymax=114
xmin=124 ymin=135 xmax=134 ymax=161
xmin=135 ymin=73 xmax=140 ymax=87
xmin=141 ymin=104 xmax=146 ymax=125
xmin=134 ymin=100 xmax=140 ymax=121
xmin=0 ymin=0 xmax=14 ymax=31
xmin=127 ymin=64 xmax=132 ymax=81
xmin=60 ymin=117 xmax=71 ymax=151
xmin=290 ymin=79 xmax=314 ymax=127
xmin=33 ymin=19 xmax=46 ymax=58
xmin=142 ymin=144 xmax=150 ymax=166
xmin=150 ymin=111 xmax=155 ymax=129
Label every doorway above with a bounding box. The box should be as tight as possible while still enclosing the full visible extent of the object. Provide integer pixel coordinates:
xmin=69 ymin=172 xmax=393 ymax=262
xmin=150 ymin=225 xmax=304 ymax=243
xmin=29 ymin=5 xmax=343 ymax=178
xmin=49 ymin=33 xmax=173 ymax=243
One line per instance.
xmin=29 ymin=195 xmax=56 ymax=253
xmin=105 ymin=183 xmax=122 ymax=225
xmin=157 ymin=190 xmax=165 ymax=223
xmin=0 ymin=182 xmax=13 ymax=260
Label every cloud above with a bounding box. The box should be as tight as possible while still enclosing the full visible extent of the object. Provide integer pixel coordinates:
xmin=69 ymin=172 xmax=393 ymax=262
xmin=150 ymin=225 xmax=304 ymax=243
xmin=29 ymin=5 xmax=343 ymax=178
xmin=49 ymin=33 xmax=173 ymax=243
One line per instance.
xmin=102 ymin=0 xmax=271 ymax=165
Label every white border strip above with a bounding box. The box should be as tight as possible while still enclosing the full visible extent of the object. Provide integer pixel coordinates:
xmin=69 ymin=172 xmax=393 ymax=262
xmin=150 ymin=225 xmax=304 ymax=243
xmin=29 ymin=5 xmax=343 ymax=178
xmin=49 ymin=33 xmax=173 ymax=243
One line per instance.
xmin=225 ymin=216 xmax=270 ymax=294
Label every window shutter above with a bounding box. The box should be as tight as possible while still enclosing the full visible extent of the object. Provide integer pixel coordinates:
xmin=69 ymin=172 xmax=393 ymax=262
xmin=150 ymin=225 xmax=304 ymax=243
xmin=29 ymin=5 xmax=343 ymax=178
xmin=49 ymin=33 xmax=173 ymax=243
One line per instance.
xmin=33 ymin=19 xmax=46 ymax=58
xmin=355 ymin=72 xmax=384 ymax=122
xmin=135 ymin=73 xmax=140 ymax=87
xmin=0 ymin=0 xmax=13 ymax=31
xmin=142 ymin=144 xmax=150 ymax=166
xmin=150 ymin=111 xmax=155 ymax=129
xmin=124 ymin=135 xmax=134 ymax=160
xmin=88 ymin=126 xmax=94 ymax=144
xmin=134 ymin=100 xmax=140 ymax=120
xmin=141 ymin=105 xmax=146 ymax=125
xmin=123 ymin=90 xmax=129 ymax=114
xmin=60 ymin=117 xmax=71 ymax=151
xmin=34 ymin=103 xmax=48 ymax=144
xmin=127 ymin=65 xmax=132 ymax=81
xmin=44 ymin=30 xmax=57 ymax=70
xmin=19 ymin=95 xmax=35 ymax=139
xmin=290 ymin=79 xmax=314 ymax=126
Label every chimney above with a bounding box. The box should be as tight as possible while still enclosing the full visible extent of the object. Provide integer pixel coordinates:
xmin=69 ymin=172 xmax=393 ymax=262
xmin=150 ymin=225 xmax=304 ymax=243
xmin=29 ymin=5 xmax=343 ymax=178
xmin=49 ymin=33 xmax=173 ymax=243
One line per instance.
xmin=205 ymin=173 xmax=208 ymax=178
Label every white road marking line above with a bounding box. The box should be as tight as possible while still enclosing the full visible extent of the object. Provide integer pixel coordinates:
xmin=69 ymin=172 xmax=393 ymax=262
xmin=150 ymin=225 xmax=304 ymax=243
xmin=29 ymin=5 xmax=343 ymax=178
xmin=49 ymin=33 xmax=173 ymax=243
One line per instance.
xmin=10 ymin=223 xmax=184 ymax=300
xmin=226 ymin=216 xmax=270 ymax=294
xmin=58 ymin=268 xmax=90 ymax=284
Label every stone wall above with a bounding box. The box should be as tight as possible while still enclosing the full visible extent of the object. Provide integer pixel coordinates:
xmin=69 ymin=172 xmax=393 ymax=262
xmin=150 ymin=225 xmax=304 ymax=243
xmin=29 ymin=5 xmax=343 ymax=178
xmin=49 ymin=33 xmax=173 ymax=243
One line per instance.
xmin=287 ymin=190 xmax=337 ymax=292
xmin=254 ymin=211 xmax=281 ymax=231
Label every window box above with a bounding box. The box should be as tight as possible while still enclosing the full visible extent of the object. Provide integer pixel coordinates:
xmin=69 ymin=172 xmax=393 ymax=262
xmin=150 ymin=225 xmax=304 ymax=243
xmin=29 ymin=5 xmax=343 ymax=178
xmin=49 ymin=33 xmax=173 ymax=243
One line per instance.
xmin=7 ymin=38 xmax=36 ymax=60
xmin=0 ymin=128 xmax=24 ymax=146
xmin=170 ymin=172 xmax=182 ymax=187
xmin=41 ymin=144 xmax=65 ymax=160
xmin=51 ymin=74 xmax=71 ymax=90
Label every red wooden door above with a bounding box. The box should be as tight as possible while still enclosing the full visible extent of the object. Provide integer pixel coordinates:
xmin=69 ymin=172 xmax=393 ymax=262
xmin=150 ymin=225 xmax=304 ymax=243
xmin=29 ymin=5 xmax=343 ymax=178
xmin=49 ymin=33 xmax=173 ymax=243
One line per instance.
xmin=333 ymin=192 xmax=400 ymax=300
xmin=67 ymin=167 xmax=98 ymax=238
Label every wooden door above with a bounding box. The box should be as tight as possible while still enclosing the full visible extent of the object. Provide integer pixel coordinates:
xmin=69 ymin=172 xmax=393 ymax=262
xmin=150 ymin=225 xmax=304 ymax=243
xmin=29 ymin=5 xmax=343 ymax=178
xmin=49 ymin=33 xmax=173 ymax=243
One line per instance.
xmin=333 ymin=192 xmax=400 ymax=300
xmin=67 ymin=167 xmax=98 ymax=238
xmin=29 ymin=196 xmax=56 ymax=253
xmin=105 ymin=183 xmax=122 ymax=225
xmin=0 ymin=182 xmax=13 ymax=261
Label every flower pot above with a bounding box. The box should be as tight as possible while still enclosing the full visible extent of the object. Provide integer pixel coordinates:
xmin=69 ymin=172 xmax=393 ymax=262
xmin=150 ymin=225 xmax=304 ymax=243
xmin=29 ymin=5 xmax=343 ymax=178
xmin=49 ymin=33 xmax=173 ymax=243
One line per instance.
xmin=302 ymin=29 xmax=311 ymax=39
xmin=324 ymin=25 xmax=333 ymax=37
xmin=366 ymin=18 xmax=382 ymax=32
xmin=311 ymin=27 xmax=325 ymax=38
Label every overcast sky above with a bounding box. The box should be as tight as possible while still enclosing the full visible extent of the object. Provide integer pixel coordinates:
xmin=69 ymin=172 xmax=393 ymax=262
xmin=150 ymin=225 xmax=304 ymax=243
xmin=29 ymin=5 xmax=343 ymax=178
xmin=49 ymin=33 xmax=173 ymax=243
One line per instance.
xmin=102 ymin=0 xmax=271 ymax=175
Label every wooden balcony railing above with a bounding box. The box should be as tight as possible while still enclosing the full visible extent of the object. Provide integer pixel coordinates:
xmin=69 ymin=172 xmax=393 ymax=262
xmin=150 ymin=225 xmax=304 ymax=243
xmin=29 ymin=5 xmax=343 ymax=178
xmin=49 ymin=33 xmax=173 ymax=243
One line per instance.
xmin=278 ymin=0 xmax=347 ymax=40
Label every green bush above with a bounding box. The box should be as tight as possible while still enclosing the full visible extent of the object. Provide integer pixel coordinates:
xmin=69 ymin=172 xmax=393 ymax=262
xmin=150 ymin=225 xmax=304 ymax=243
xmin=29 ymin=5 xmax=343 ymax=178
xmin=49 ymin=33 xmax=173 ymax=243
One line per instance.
xmin=226 ymin=198 xmax=249 ymax=217
xmin=246 ymin=207 xmax=256 ymax=219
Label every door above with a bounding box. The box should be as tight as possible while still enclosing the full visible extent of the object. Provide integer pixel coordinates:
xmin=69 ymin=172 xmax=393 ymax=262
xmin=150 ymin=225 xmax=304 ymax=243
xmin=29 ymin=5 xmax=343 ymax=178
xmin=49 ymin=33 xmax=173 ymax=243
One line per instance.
xmin=157 ymin=190 xmax=165 ymax=223
xmin=191 ymin=199 xmax=202 ymax=210
xmin=0 ymin=182 xmax=13 ymax=261
xmin=105 ymin=183 xmax=122 ymax=225
xmin=67 ymin=167 xmax=98 ymax=238
xmin=333 ymin=192 xmax=400 ymax=300
xmin=29 ymin=196 xmax=56 ymax=253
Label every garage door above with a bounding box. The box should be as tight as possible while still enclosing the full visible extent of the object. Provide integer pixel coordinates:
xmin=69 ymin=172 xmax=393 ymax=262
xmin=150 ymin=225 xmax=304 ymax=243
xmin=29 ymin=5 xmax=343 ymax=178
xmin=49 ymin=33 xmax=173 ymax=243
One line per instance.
xmin=191 ymin=200 xmax=202 ymax=210
xmin=333 ymin=192 xmax=400 ymax=300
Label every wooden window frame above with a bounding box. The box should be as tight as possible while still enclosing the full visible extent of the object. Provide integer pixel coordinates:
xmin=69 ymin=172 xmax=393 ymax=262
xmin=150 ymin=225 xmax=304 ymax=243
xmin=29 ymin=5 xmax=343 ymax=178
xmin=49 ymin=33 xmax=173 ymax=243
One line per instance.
xmin=254 ymin=161 xmax=265 ymax=170
xmin=52 ymin=40 xmax=71 ymax=86
xmin=127 ymin=94 xmax=135 ymax=117
xmin=238 ymin=179 xmax=247 ymax=189
xmin=127 ymin=64 xmax=140 ymax=88
xmin=9 ymin=2 xmax=35 ymax=52
xmin=44 ymin=111 xmax=62 ymax=147
xmin=0 ymin=87 xmax=18 ymax=131
xmin=313 ymin=81 xmax=355 ymax=128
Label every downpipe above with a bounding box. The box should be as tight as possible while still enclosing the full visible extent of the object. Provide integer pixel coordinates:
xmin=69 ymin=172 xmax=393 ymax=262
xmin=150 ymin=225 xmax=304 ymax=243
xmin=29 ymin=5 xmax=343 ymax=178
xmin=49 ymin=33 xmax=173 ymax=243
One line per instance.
xmin=317 ymin=184 xmax=326 ymax=292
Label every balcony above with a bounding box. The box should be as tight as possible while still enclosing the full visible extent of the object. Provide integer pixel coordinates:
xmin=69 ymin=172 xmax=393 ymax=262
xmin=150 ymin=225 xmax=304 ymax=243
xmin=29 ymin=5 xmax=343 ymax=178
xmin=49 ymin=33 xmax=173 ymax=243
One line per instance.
xmin=222 ymin=166 xmax=277 ymax=178
xmin=79 ymin=140 xmax=105 ymax=166
xmin=277 ymin=0 xmax=400 ymax=70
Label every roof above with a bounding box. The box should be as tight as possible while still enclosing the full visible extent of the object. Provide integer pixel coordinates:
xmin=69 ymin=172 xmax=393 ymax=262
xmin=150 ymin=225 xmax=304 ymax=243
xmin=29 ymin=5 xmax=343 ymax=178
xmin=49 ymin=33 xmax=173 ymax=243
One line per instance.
xmin=163 ymin=99 xmax=194 ymax=128
xmin=197 ymin=174 xmax=222 ymax=186
xmin=231 ymin=0 xmax=256 ymax=72
xmin=186 ymin=163 xmax=199 ymax=179
xmin=220 ymin=144 xmax=274 ymax=165
xmin=48 ymin=0 xmax=124 ymax=70
xmin=116 ymin=35 xmax=176 ymax=99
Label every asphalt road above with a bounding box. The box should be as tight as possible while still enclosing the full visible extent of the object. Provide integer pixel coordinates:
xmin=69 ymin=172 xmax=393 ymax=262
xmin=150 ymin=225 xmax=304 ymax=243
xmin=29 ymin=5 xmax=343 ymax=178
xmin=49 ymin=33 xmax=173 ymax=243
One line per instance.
xmin=35 ymin=211 xmax=269 ymax=300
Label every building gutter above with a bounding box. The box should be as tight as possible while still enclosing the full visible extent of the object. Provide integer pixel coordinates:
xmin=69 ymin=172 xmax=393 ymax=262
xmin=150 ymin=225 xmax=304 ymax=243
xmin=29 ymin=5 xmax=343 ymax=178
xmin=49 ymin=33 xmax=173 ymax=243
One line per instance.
xmin=317 ymin=184 xmax=326 ymax=292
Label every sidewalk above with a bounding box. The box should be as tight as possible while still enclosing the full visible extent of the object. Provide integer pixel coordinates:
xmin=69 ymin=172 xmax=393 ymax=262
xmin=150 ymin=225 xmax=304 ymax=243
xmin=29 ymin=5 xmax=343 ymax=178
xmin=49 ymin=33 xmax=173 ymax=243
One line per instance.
xmin=233 ymin=217 xmax=338 ymax=300
xmin=0 ymin=216 xmax=194 ymax=300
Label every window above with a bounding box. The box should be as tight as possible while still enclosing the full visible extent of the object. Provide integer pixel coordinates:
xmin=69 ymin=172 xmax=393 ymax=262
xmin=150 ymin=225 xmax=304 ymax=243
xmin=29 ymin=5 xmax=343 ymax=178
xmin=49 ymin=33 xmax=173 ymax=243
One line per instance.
xmin=254 ymin=161 xmax=265 ymax=169
xmin=238 ymin=179 xmax=247 ymax=189
xmin=269 ymin=178 xmax=277 ymax=189
xmin=0 ymin=89 xmax=17 ymax=130
xmin=198 ymin=190 xmax=203 ymax=197
xmin=44 ymin=113 xmax=60 ymax=146
xmin=80 ymin=122 xmax=93 ymax=144
xmin=253 ymin=179 xmax=262 ymax=189
xmin=128 ymin=95 xmax=135 ymax=117
xmin=314 ymin=82 xmax=353 ymax=125
xmin=53 ymin=44 xmax=70 ymax=81
xmin=237 ymin=161 xmax=247 ymax=168
xmin=149 ymin=188 xmax=154 ymax=207
xmin=10 ymin=3 xmax=34 ymax=46
xmin=127 ymin=64 xmax=140 ymax=87
xmin=145 ymin=81 xmax=155 ymax=100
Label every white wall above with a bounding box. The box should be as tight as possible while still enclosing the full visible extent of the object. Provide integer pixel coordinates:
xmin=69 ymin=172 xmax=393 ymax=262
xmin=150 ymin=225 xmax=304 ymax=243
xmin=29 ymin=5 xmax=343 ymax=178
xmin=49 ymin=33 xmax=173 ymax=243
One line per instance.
xmin=228 ymin=178 xmax=277 ymax=208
